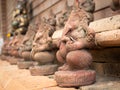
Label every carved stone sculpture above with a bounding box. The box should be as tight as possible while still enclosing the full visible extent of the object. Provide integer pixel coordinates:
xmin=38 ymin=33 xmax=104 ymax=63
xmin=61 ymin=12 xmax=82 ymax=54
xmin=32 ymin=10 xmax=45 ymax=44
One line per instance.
xmin=17 ymin=20 xmax=39 ymax=69
xmin=12 ymin=0 xmax=28 ymax=35
xmin=110 ymin=0 xmax=120 ymax=11
xmin=55 ymin=0 xmax=96 ymax=87
xmin=7 ymin=34 xmax=24 ymax=64
xmin=29 ymin=17 xmax=58 ymax=76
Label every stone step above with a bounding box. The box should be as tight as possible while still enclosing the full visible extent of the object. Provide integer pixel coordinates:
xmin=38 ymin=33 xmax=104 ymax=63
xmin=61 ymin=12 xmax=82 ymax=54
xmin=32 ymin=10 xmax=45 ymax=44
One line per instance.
xmin=80 ymin=76 xmax=120 ymax=90
xmin=89 ymin=15 xmax=120 ymax=33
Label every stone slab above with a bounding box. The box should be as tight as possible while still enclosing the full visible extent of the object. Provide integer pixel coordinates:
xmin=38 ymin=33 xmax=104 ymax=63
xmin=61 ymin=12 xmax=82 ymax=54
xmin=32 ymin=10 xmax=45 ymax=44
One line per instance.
xmin=80 ymin=78 xmax=120 ymax=90
xmin=89 ymin=15 xmax=120 ymax=33
xmin=91 ymin=62 xmax=120 ymax=77
xmin=90 ymin=48 xmax=120 ymax=63
xmin=4 ymin=79 xmax=29 ymax=90
xmin=95 ymin=29 xmax=120 ymax=47
xmin=5 ymin=76 xmax=57 ymax=90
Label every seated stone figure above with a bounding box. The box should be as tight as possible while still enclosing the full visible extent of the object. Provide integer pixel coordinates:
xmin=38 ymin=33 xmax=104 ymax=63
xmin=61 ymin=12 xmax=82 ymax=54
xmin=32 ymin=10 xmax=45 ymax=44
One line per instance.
xmin=18 ymin=20 xmax=39 ymax=69
xmin=7 ymin=34 xmax=24 ymax=64
xmin=55 ymin=0 xmax=96 ymax=87
xmin=30 ymin=16 xmax=58 ymax=76
xmin=110 ymin=0 xmax=120 ymax=11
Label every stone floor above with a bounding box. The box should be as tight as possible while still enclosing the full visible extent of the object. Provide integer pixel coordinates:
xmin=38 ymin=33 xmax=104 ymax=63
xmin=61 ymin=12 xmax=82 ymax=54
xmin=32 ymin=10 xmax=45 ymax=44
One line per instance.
xmin=0 ymin=59 xmax=120 ymax=90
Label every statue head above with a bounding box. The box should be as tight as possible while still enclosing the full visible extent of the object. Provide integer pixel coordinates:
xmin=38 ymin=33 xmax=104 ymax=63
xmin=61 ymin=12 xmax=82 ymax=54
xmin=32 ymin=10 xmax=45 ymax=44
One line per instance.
xmin=74 ymin=0 xmax=95 ymax=13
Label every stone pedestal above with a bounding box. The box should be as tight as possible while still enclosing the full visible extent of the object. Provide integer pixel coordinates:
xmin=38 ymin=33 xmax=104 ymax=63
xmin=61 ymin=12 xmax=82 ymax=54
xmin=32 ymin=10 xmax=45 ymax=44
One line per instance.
xmin=55 ymin=70 xmax=96 ymax=87
xmin=17 ymin=61 xmax=38 ymax=69
xmin=8 ymin=57 xmax=18 ymax=65
xmin=30 ymin=64 xmax=58 ymax=76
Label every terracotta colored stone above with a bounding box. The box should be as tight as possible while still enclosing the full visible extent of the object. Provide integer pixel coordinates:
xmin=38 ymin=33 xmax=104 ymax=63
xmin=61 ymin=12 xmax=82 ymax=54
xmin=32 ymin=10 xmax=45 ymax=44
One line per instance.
xmin=80 ymin=81 xmax=120 ymax=90
xmin=17 ymin=61 xmax=38 ymax=69
xmin=30 ymin=64 xmax=58 ymax=76
xmin=5 ymin=76 xmax=57 ymax=90
xmin=8 ymin=57 xmax=18 ymax=65
xmin=55 ymin=70 xmax=96 ymax=87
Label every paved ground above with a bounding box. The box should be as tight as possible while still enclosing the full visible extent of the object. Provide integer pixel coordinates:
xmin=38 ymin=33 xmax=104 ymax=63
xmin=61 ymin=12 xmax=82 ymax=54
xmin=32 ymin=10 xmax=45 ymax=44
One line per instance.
xmin=0 ymin=59 xmax=120 ymax=90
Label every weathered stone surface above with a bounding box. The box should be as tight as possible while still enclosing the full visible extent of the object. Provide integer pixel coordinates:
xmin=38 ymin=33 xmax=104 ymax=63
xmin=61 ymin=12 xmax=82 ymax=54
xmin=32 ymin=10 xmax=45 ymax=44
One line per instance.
xmin=17 ymin=61 xmax=38 ymax=69
xmin=5 ymin=76 xmax=57 ymax=90
xmin=104 ymin=63 xmax=120 ymax=77
xmin=91 ymin=63 xmax=104 ymax=76
xmin=0 ymin=84 xmax=3 ymax=90
xmin=91 ymin=62 xmax=120 ymax=77
xmin=30 ymin=64 xmax=58 ymax=76
xmin=89 ymin=15 xmax=120 ymax=33
xmin=43 ymin=86 xmax=76 ymax=90
xmin=8 ymin=57 xmax=18 ymax=65
xmin=55 ymin=70 xmax=96 ymax=87
xmin=80 ymin=79 xmax=120 ymax=90
xmin=95 ymin=29 xmax=120 ymax=47
xmin=94 ymin=0 xmax=112 ymax=11
xmin=90 ymin=48 xmax=120 ymax=63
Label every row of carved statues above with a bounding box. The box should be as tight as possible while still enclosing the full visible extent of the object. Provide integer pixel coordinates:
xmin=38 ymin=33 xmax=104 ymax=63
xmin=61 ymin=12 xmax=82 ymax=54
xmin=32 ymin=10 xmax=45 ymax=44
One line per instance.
xmin=1 ymin=0 xmax=120 ymax=87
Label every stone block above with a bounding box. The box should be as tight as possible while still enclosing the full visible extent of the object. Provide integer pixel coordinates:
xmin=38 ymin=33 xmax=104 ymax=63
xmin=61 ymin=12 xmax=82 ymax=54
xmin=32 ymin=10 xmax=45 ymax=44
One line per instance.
xmin=4 ymin=79 xmax=29 ymax=90
xmin=91 ymin=63 xmax=104 ymax=76
xmin=95 ymin=29 xmax=120 ymax=47
xmin=104 ymin=63 xmax=120 ymax=77
xmin=90 ymin=48 xmax=120 ymax=63
xmin=0 ymin=69 xmax=30 ymax=88
xmin=6 ymin=76 xmax=57 ymax=90
xmin=80 ymin=81 xmax=120 ymax=90
xmin=89 ymin=15 xmax=120 ymax=33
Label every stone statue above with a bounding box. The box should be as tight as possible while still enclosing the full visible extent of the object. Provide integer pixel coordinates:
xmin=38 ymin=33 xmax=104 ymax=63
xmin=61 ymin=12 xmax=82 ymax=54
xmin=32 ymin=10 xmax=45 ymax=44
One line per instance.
xmin=12 ymin=0 xmax=28 ymax=35
xmin=55 ymin=0 xmax=96 ymax=87
xmin=110 ymin=0 xmax=120 ymax=11
xmin=17 ymin=20 xmax=39 ymax=69
xmin=8 ymin=34 xmax=24 ymax=57
xmin=30 ymin=16 xmax=58 ymax=76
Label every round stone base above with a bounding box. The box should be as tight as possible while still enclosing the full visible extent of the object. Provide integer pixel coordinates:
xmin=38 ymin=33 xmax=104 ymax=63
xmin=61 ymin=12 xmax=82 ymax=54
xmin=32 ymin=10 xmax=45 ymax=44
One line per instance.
xmin=55 ymin=70 xmax=96 ymax=87
xmin=8 ymin=57 xmax=18 ymax=65
xmin=17 ymin=61 xmax=38 ymax=69
xmin=0 ymin=55 xmax=8 ymax=60
xmin=29 ymin=64 xmax=58 ymax=76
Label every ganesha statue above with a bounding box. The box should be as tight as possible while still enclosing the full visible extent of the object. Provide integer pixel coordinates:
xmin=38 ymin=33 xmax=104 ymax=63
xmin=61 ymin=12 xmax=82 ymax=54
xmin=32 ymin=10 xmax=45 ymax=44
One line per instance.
xmin=29 ymin=16 xmax=58 ymax=76
xmin=110 ymin=0 xmax=120 ymax=11
xmin=55 ymin=0 xmax=96 ymax=87
xmin=17 ymin=20 xmax=39 ymax=69
xmin=7 ymin=34 xmax=24 ymax=64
